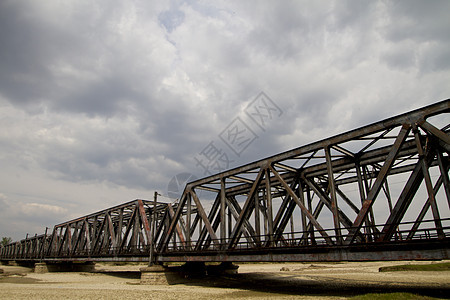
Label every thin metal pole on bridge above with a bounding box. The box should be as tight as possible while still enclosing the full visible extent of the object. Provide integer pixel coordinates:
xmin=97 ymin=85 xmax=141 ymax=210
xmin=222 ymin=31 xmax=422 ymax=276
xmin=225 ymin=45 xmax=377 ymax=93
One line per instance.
xmin=148 ymin=191 xmax=160 ymax=266
xmin=40 ymin=227 xmax=48 ymax=263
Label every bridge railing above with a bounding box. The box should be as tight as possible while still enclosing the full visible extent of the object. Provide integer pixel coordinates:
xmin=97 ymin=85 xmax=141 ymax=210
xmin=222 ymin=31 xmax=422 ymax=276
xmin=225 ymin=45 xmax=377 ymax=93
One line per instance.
xmin=161 ymin=218 xmax=450 ymax=253
xmin=3 ymin=218 xmax=448 ymax=261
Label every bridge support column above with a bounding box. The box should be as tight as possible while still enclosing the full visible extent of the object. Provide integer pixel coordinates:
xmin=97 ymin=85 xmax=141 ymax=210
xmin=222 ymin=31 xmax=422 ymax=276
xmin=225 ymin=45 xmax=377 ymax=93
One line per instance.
xmin=34 ymin=262 xmax=96 ymax=273
xmin=34 ymin=263 xmax=50 ymax=273
xmin=140 ymin=262 xmax=214 ymax=285
xmin=140 ymin=265 xmax=182 ymax=285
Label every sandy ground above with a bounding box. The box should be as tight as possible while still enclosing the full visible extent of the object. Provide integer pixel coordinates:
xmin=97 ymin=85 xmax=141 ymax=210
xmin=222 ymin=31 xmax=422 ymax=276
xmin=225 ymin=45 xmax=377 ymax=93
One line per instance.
xmin=1 ymin=261 xmax=449 ymax=299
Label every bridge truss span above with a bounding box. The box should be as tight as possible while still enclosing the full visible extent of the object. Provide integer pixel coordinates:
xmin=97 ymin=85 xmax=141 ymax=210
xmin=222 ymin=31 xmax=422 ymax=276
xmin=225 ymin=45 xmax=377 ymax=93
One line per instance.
xmin=1 ymin=99 xmax=449 ymax=263
xmin=158 ymin=99 xmax=450 ymax=262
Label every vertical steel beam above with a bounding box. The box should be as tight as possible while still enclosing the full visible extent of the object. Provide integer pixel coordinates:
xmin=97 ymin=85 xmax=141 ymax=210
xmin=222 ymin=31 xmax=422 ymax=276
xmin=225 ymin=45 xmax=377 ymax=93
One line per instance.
xmin=228 ymin=206 xmax=232 ymax=238
xmin=187 ymin=192 xmax=192 ymax=249
xmin=362 ymin=165 xmax=377 ymax=231
xmin=84 ymin=219 xmax=91 ymax=253
xmin=436 ymin=150 xmax=450 ymax=209
xmin=220 ymin=177 xmax=226 ymax=246
xmin=355 ymin=163 xmax=370 ymax=240
xmin=116 ymin=208 xmax=123 ymax=252
xmin=265 ymin=168 xmax=274 ymax=246
xmin=254 ymin=189 xmax=261 ymax=245
xmin=325 ymin=146 xmax=342 ymax=244
xmin=414 ymin=128 xmax=444 ymax=238
xmin=298 ymin=181 xmax=308 ymax=243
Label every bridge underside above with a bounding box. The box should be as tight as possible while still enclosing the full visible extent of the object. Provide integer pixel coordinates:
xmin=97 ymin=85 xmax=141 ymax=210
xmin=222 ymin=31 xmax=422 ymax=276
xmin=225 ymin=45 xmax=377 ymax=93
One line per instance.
xmin=157 ymin=238 xmax=450 ymax=263
xmin=2 ymin=100 xmax=450 ymax=264
xmin=6 ymin=238 xmax=448 ymax=263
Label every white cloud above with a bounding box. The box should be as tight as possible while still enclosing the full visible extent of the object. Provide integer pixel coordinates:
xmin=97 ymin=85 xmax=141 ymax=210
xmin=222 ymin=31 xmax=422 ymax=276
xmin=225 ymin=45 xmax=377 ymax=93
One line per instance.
xmin=21 ymin=203 xmax=68 ymax=216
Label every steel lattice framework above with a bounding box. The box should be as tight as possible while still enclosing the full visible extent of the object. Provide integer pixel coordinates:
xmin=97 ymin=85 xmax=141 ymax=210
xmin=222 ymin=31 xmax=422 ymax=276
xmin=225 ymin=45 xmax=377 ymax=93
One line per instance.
xmin=1 ymin=100 xmax=449 ymax=263
xmin=0 ymin=200 xmax=192 ymax=261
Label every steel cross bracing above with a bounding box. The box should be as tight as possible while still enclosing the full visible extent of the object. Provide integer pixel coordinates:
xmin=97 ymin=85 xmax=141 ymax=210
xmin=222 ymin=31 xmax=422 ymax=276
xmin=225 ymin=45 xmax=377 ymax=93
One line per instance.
xmin=1 ymin=99 xmax=449 ymax=263
xmin=0 ymin=199 xmax=193 ymax=261
xmin=157 ymin=99 xmax=450 ymax=262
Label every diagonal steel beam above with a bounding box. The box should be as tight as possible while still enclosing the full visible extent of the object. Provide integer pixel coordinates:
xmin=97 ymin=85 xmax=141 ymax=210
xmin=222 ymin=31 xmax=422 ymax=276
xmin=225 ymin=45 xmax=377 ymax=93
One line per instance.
xmin=271 ymin=166 xmax=333 ymax=245
xmin=137 ymin=200 xmax=151 ymax=246
xmin=303 ymin=177 xmax=354 ymax=230
xmin=194 ymin=193 xmax=221 ymax=251
xmin=167 ymin=203 xmax=186 ymax=248
xmin=418 ymin=119 xmax=450 ymax=147
xmin=227 ymin=167 xmax=265 ymax=249
xmin=160 ymin=190 xmax=189 ymax=251
xmin=345 ymin=124 xmax=411 ymax=245
xmin=106 ymin=212 xmax=117 ymax=250
xmin=190 ymin=190 xmax=220 ymax=246
xmin=407 ymin=175 xmax=445 ymax=240
xmin=226 ymin=197 xmax=258 ymax=246
xmin=436 ymin=150 xmax=450 ymax=209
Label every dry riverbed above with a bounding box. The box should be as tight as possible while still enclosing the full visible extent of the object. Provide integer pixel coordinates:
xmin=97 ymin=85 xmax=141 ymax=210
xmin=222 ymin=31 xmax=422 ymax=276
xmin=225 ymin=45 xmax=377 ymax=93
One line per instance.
xmin=1 ymin=261 xmax=449 ymax=299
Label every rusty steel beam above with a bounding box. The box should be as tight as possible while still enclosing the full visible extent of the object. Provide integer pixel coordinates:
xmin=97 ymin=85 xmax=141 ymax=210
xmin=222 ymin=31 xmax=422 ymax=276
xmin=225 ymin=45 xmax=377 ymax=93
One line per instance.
xmin=160 ymin=99 xmax=449 ymax=260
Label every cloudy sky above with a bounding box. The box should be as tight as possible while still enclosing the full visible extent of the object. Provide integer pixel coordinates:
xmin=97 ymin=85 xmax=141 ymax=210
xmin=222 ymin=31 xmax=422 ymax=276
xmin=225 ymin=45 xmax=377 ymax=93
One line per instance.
xmin=1 ymin=0 xmax=449 ymax=240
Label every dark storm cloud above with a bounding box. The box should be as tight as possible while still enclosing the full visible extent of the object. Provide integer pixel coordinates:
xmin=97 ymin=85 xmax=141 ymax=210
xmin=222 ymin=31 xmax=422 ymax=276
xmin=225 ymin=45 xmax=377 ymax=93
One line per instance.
xmin=0 ymin=0 xmax=165 ymax=116
xmin=380 ymin=0 xmax=450 ymax=73
xmin=0 ymin=1 xmax=54 ymax=104
xmin=159 ymin=8 xmax=185 ymax=32
xmin=54 ymin=77 xmax=145 ymax=117
xmin=384 ymin=0 xmax=450 ymax=42
xmin=329 ymin=0 xmax=376 ymax=30
xmin=0 ymin=1 xmax=110 ymax=113
xmin=247 ymin=2 xmax=310 ymax=60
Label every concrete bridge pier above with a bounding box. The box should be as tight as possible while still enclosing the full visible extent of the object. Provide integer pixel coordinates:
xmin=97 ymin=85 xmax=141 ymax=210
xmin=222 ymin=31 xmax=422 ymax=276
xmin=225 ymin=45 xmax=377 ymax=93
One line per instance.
xmin=34 ymin=262 xmax=96 ymax=273
xmin=140 ymin=264 xmax=182 ymax=285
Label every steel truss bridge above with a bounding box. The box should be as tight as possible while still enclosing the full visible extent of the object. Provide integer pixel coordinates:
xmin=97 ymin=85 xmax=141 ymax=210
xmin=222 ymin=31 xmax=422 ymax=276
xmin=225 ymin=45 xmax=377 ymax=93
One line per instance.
xmin=1 ymin=100 xmax=450 ymax=264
